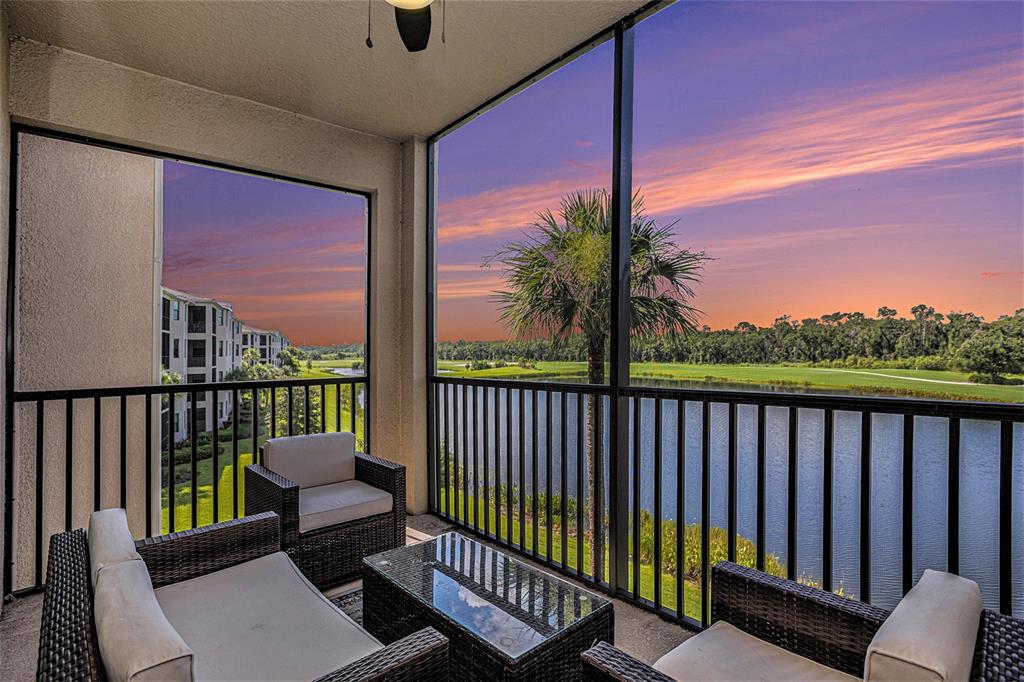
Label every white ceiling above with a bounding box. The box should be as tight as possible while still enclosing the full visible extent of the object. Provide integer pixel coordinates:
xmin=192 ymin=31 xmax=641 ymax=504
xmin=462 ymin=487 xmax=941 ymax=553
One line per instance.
xmin=5 ymin=0 xmax=648 ymax=141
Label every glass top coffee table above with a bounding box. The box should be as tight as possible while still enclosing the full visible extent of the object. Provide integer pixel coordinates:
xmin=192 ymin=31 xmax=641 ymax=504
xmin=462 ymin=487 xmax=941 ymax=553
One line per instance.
xmin=362 ymin=531 xmax=614 ymax=681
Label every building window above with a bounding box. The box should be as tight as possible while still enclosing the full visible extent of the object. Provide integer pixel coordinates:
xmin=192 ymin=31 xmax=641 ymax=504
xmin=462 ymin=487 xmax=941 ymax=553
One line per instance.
xmin=218 ymin=340 xmax=224 ymax=357
xmin=173 ymin=338 xmax=180 ymax=359
xmin=174 ymin=414 xmax=180 ymax=432
xmin=188 ymin=304 xmax=207 ymax=334
xmin=187 ymin=373 xmax=205 ymax=384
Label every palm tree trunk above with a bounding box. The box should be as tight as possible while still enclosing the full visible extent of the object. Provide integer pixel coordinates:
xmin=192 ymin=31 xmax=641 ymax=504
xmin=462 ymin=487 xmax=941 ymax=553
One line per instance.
xmin=585 ymin=335 xmax=605 ymax=571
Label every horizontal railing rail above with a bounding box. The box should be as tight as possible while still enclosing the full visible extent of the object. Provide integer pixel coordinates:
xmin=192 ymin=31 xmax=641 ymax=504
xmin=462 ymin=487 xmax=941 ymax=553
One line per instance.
xmin=5 ymin=375 xmax=368 ymax=595
xmin=429 ymin=375 xmax=1023 ymax=630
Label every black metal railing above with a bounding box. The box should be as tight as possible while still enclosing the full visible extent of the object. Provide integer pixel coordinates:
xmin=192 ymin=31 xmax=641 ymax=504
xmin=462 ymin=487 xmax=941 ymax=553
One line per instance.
xmin=429 ymin=376 xmax=1022 ymax=629
xmin=4 ymin=375 xmax=367 ymax=594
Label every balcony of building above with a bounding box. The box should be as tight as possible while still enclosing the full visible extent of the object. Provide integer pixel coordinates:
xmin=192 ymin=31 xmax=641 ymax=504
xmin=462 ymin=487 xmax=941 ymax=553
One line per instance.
xmin=0 ymin=0 xmax=1022 ymax=681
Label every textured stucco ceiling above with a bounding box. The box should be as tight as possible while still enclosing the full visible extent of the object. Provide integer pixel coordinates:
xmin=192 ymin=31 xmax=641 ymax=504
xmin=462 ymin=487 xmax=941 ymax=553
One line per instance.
xmin=5 ymin=0 xmax=648 ymax=141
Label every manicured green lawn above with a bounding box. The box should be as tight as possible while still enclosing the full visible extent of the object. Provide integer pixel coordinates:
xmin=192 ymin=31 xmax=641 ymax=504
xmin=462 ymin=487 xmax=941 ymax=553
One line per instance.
xmin=438 ymin=360 xmax=1023 ymax=402
xmin=161 ymin=452 xmax=253 ymax=533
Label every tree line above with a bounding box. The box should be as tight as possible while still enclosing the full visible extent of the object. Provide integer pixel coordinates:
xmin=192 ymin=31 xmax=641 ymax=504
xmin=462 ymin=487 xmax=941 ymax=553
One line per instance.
xmin=437 ymin=306 xmax=1024 ymax=383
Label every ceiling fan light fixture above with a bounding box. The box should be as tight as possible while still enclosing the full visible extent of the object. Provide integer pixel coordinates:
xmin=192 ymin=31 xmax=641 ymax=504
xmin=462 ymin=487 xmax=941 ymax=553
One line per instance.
xmin=385 ymin=0 xmax=433 ymax=52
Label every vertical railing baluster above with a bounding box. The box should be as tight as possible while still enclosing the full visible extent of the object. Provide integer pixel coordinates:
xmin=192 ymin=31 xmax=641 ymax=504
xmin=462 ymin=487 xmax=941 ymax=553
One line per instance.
xmin=462 ymin=384 xmax=469 ymax=525
xmin=483 ymin=386 xmax=491 ymax=537
xmin=506 ymin=388 xmax=513 ymax=546
xmin=632 ymin=396 xmax=640 ymax=598
xmin=350 ymin=383 xmax=356 ymax=434
xmin=727 ymin=401 xmax=737 ymax=562
xmin=576 ymin=392 xmax=584 ymax=577
xmin=947 ymin=417 xmax=960 ymax=575
xmin=167 ymin=393 xmax=175 ymax=533
xmin=999 ymin=420 xmax=1012 ymax=615
xmin=316 ymin=384 xmax=324 ymax=433
xmin=145 ymin=394 xmax=153 ymax=537
xmin=212 ymin=390 xmax=219 ymax=523
xmin=519 ymin=388 xmax=526 ymax=549
xmin=119 ymin=395 xmax=127 ymax=511
xmin=430 ymin=382 xmax=439 ymax=513
xmin=253 ymin=388 xmax=260 ymax=468
xmin=860 ymin=410 xmax=871 ymax=603
xmin=823 ymin=408 xmax=834 ymax=592
xmin=676 ymin=399 xmax=685 ymax=618
xmin=270 ymin=386 xmax=277 ymax=438
xmin=493 ymin=386 xmax=501 ymax=539
xmin=561 ymin=391 xmax=568 ymax=568
xmin=701 ymin=399 xmax=711 ymax=627
xmin=756 ymin=403 xmax=766 ymax=572
xmin=471 ymin=385 xmax=478 ymax=530
xmin=787 ymin=407 xmax=798 ymax=581
xmin=532 ymin=389 xmax=539 ymax=558
xmin=902 ymin=414 xmax=914 ymax=594
xmin=93 ymin=396 xmax=101 ymax=511
xmin=232 ymin=388 xmax=239 ymax=519
xmin=304 ymin=385 xmax=311 ymax=434
xmin=654 ymin=397 xmax=663 ymax=609
xmin=546 ymin=389 xmax=553 ymax=563
xmin=190 ymin=391 xmax=198 ymax=529
xmin=65 ymin=398 xmax=74 ymax=531
xmin=287 ymin=386 xmax=294 ymax=437
xmin=334 ymin=383 xmax=341 ymax=433
xmin=34 ymin=400 xmax=44 ymax=586
xmin=441 ymin=383 xmax=449 ymax=517
xmin=595 ymin=393 xmax=604 ymax=585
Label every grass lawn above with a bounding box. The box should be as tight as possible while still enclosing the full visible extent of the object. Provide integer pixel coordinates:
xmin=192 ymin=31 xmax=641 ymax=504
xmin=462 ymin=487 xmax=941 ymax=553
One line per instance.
xmin=311 ymin=358 xmax=364 ymax=369
xmin=438 ymin=360 xmax=1023 ymax=402
xmin=439 ymin=485 xmax=705 ymax=621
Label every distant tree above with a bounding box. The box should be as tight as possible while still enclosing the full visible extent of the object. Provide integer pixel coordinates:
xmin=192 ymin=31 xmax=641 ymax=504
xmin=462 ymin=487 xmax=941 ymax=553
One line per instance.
xmin=161 ymin=367 xmax=182 ymax=385
xmin=956 ymin=312 xmax=1024 ymax=383
xmin=277 ymin=346 xmax=302 ymax=375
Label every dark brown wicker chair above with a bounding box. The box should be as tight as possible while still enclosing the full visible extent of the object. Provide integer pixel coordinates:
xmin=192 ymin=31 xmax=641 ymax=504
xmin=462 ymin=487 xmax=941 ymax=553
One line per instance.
xmin=36 ymin=512 xmax=447 ymax=682
xmin=246 ymin=447 xmax=406 ymax=589
xmin=581 ymin=562 xmax=1024 ymax=681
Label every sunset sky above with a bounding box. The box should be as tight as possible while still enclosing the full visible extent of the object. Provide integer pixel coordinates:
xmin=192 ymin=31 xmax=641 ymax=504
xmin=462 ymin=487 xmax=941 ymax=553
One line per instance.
xmin=436 ymin=0 xmax=1023 ymax=341
xmin=162 ymin=162 xmax=367 ymax=345
xmin=165 ymin=1 xmax=1023 ymax=347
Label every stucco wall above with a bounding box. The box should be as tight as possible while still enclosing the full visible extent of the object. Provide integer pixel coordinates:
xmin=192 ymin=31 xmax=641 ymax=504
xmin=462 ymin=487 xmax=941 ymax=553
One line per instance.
xmin=11 ymin=135 xmax=159 ymax=590
xmin=7 ymin=38 xmax=428 ymax=548
xmin=400 ymin=138 xmax=429 ymax=513
xmin=0 ymin=8 xmax=11 ymax=598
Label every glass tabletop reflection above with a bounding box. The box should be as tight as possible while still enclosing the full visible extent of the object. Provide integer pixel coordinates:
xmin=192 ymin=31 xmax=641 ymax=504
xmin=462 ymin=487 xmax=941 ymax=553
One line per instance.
xmin=365 ymin=532 xmax=611 ymax=660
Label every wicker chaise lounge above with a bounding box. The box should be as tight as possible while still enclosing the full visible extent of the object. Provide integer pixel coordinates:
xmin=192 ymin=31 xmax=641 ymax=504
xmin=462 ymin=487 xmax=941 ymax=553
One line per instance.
xmin=582 ymin=561 xmax=1023 ymax=681
xmin=37 ymin=509 xmax=447 ymax=681
xmin=245 ymin=431 xmax=406 ymax=588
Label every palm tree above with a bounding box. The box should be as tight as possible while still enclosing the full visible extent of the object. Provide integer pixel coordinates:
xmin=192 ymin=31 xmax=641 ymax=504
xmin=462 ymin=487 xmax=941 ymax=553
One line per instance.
xmin=487 ymin=188 xmax=709 ymax=542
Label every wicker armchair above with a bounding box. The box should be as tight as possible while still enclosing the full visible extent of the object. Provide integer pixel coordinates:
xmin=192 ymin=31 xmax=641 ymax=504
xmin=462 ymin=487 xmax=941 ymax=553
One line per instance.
xmin=246 ymin=433 xmax=406 ymax=589
xmin=37 ymin=512 xmax=447 ymax=682
xmin=581 ymin=562 xmax=1023 ymax=681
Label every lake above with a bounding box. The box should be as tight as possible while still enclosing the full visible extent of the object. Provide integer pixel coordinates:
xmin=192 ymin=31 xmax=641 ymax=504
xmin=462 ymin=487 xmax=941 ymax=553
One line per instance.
xmin=438 ymin=383 xmax=1023 ymax=615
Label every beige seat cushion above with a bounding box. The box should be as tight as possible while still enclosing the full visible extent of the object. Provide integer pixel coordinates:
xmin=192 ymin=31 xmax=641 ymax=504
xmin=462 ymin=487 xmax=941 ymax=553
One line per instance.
xmin=264 ymin=431 xmax=356 ymax=488
xmin=93 ymin=559 xmax=195 ymax=682
xmin=88 ymin=508 xmax=142 ymax=588
xmin=298 ymin=480 xmax=393 ymax=533
xmin=865 ymin=569 xmax=981 ymax=682
xmin=653 ymin=620 xmax=857 ymax=681
xmin=156 ymin=551 xmax=382 ymax=681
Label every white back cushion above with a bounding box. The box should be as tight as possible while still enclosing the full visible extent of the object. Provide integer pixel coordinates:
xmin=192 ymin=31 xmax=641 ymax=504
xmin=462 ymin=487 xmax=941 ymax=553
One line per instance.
xmin=263 ymin=432 xmax=356 ymax=488
xmin=865 ymin=569 xmax=982 ymax=682
xmin=88 ymin=508 xmax=141 ymax=588
xmin=94 ymin=559 xmax=195 ymax=681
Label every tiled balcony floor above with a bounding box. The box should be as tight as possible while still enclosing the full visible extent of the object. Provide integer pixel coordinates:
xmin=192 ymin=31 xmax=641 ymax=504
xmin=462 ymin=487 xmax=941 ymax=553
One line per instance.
xmin=1 ymin=514 xmax=692 ymax=680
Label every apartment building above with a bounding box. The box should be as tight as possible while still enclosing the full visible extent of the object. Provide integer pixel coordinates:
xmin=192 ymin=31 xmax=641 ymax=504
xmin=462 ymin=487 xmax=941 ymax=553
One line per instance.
xmin=241 ymin=324 xmax=290 ymax=367
xmin=161 ymin=287 xmax=241 ymax=441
